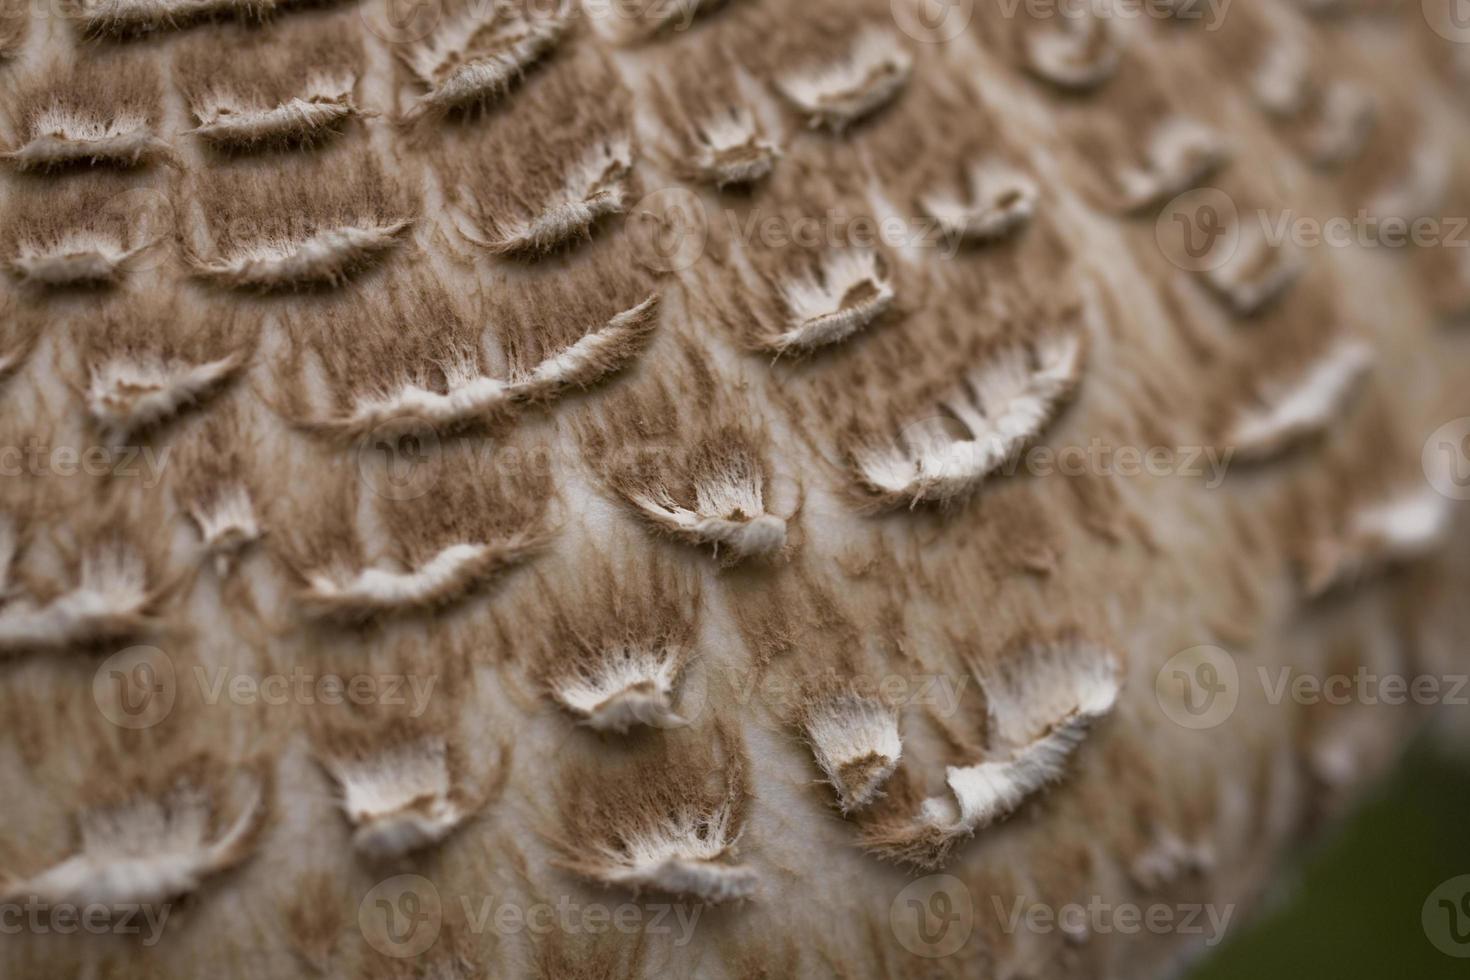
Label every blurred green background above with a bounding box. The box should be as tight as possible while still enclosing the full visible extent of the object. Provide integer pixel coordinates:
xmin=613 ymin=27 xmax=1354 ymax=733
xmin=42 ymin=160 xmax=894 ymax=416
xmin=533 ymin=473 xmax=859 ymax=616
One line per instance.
xmin=1189 ymin=737 xmax=1470 ymax=979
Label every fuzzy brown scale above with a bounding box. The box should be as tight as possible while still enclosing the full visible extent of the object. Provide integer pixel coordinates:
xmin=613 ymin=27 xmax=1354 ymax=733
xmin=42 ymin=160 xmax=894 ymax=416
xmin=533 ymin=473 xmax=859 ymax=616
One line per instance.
xmin=175 ymin=16 xmax=368 ymax=151
xmin=431 ymin=48 xmax=638 ymax=258
xmin=182 ymin=148 xmax=415 ymax=291
xmin=2 ymin=56 xmax=176 ymax=172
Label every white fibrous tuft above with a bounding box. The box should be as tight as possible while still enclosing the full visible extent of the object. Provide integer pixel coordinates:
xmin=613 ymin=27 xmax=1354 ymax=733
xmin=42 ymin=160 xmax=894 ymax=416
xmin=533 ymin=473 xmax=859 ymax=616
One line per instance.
xmin=687 ymin=108 xmax=779 ymax=188
xmin=465 ymin=139 xmax=633 ymax=256
xmin=4 ymin=110 xmax=174 ymax=170
xmin=322 ymin=737 xmax=477 ymax=860
xmin=767 ymin=249 xmax=893 ymax=354
xmin=1366 ymin=142 xmax=1450 ymax=231
xmin=574 ymin=800 xmax=755 ymax=904
xmin=1023 ymin=12 xmax=1119 ymax=91
xmin=1227 ymin=339 xmax=1373 ymax=461
xmin=1305 ymin=487 xmax=1452 ymax=597
xmin=8 ymin=231 xmax=147 ymax=288
xmin=777 ymin=29 xmax=912 ymax=132
xmin=1201 ymin=229 xmax=1303 ymax=317
xmin=1116 ymin=118 xmax=1228 ymax=213
xmin=802 ymin=692 xmax=901 ymax=814
xmin=1253 ymin=42 xmax=1310 ymax=118
xmin=300 ymin=537 xmax=542 ymax=622
xmin=921 ymin=162 xmax=1039 ymax=243
xmin=0 ymin=544 xmax=157 ymax=653
xmin=402 ymin=1 xmax=571 ymax=120
xmin=550 ymin=644 xmax=688 ymax=733
xmin=513 ymin=295 xmax=660 ymax=401
xmin=185 ymin=484 xmax=261 ymax=576
xmin=74 ymin=0 xmax=275 ymax=36
xmin=188 ymin=76 xmax=362 ymax=149
xmin=304 ymin=295 xmax=658 ymax=440
xmin=87 ymin=353 xmax=244 ymax=443
xmin=307 ymin=356 xmax=514 ymax=442
xmin=1250 ymin=44 xmax=1375 ymax=168
xmin=1302 ymin=82 xmax=1375 ymax=168
xmin=0 ymin=778 xmax=265 ymax=908
xmin=628 ymin=454 xmax=786 ymax=563
xmin=1130 ymin=831 xmax=1215 ymax=891
xmin=190 ymin=220 xmax=413 ymax=291
xmin=856 ymin=331 xmax=1085 ymax=508
xmin=922 ymin=645 xmax=1120 ymax=834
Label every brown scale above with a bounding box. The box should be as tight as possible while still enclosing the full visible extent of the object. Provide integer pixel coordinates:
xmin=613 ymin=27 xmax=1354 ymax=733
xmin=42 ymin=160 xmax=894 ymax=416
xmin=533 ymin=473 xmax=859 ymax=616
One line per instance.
xmin=2 ymin=171 xmax=168 ymax=290
xmin=2 ymin=54 xmax=174 ymax=172
xmin=173 ymin=14 xmax=368 ymax=152
xmin=576 ymin=336 xmax=791 ymax=565
xmin=68 ymin=290 xmax=256 ymax=443
xmin=641 ymin=35 xmax=781 ymax=190
xmin=271 ymin=440 xmax=555 ymax=624
xmin=428 ymin=47 xmax=637 ymax=258
xmin=181 ymin=146 xmax=416 ymax=291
